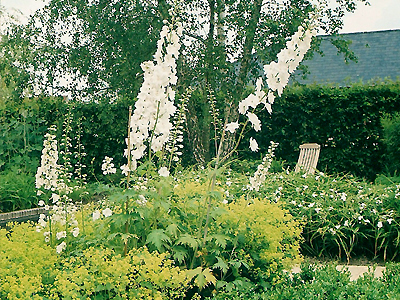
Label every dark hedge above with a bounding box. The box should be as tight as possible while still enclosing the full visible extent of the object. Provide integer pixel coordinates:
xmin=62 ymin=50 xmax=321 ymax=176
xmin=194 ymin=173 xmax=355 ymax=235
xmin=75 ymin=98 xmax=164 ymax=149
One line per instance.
xmin=248 ymin=81 xmax=400 ymax=181
xmin=3 ymin=81 xmax=400 ymax=182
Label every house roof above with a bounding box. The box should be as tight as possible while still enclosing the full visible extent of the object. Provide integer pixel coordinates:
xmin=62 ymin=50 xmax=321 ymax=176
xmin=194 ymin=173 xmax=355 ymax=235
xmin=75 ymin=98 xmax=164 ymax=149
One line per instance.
xmin=295 ymin=29 xmax=400 ymax=85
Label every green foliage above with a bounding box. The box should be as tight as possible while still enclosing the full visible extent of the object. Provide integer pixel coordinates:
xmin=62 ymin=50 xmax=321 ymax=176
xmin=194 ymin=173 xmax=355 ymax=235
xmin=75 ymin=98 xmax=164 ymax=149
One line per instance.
xmin=5 ymin=0 xmax=163 ymax=100
xmin=381 ymin=113 xmax=400 ymax=176
xmin=249 ymin=81 xmax=400 ymax=181
xmin=0 ymin=222 xmax=190 ymax=300
xmin=213 ymin=263 xmax=400 ymax=299
xmin=0 ymin=170 xmax=38 ymax=212
xmin=49 ymin=247 xmax=190 ymax=300
xmin=88 ymin=168 xmax=302 ymax=296
xmin=0 ymin=97 xmax=46 ymax=173
xmin=0 ymin=222 xmax=57 ymax=300
xmin=0 ymin=96 xmax=47 ymax=212
xmin=255 ymin=170 xmax=400 ymax=262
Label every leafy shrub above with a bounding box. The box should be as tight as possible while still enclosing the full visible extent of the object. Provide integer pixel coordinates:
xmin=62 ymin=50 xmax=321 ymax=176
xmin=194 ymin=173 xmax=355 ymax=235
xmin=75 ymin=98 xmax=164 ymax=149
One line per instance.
xmin=0 ymin=97 xmax=46 ymax=174
xmin=248 ymin=81 xmax=400 ymax=181
xmin=381 ymin=113 xmax=400 ymax=176
xmin=215 ymin=197 xmax=302 ymax=290
xmin=213 ymin=263 xmax=400 ymax=299
xmin=255 ymin=170 xmax=400 ymax=262
xmin=0 ymin=222 xmax=57 ymax=300
xmin=0 ymin=222 xmax=191 ymax=299
xmin=0 ymin=170 xmax=38 ymax=212
xmin=63 ymin=168 xmax=303 ymax=296
xmin=48 ymin=247 xmax=190 ymax=300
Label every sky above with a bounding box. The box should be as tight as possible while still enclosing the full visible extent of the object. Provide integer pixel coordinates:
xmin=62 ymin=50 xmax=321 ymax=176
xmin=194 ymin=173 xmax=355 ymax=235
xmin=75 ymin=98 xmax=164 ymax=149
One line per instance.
xmin=1 ymin=0 xmax=400 ymax=34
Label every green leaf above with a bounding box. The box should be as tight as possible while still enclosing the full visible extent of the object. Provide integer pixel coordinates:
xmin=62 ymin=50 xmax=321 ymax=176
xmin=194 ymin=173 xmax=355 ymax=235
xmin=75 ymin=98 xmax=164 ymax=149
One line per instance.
xmin=172 ymin=246 xmax=188 ymax=264
xmin=210 ymin=234 xmax=229 ymax=249
xmin=213 ymin=257 xmax=229 ymax=274
xmin=187 ymin=266 xmax=202 ymax=279
xmin=177 ymin=233 xmax=199 ymax=249
xmin=187 ymin=267 xmax=216 ymax=289
xmin=165 ymin=223 xmax=179 ymax=238
xmin=146 ymin=229 xmax=171 ymax=251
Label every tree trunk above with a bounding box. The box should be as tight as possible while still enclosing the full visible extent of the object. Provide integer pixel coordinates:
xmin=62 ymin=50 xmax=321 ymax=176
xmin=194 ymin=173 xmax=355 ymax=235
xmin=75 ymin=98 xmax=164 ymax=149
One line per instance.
xmin=220 ymin=0 xmax=264 ymax=161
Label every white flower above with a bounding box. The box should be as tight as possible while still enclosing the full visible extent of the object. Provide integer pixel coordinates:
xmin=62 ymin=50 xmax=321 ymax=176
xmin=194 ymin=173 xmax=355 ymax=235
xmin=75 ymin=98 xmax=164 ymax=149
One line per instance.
xmin=71 ymin=227 xmax=80 ymax=237
xmin=38 ymin=200 xmax=45 ymax=206
xmin=92 ymin=210 xmax=101 ymax=221
xmin=36 ymin=126 xmax=60 ymax=192
xmin=125 ymin=23 xmax=182 ymax=164
xmin=246 ymin=112 xmax=261 ymax=132
xmin=248 ymin=141 xmax=278 ymax=191
xmin=56 ymin=241 xmax=67 ymax=254
xmin=387 ymin=218 xmax=393 ymax=224
xmin=120 ymin=164 xmax=130 ymax=176
xmin=101 ymin=156 xmax=117 ymax=175
xmin=137 ymin=194 xmax=147 ymax=206
xmin=377 ymin=221 xmax=383 ymax=228
xmin=102 ymin=208 xmax=113 ymax=218
xmin=38 ymin=214 xmax=47 ymax=228
xmin=51 ymin=193 xmax=60 ymax=203
xmin=264 ymin=26 xmax=315 ymax=96
xmin=44 ymin=231 xmax=50 ymax=242
xmin=158 ymin=167 xmax=170 ymax=177
xmin=225 ymin=122 xmax=239 ymax=133
xmin=56 ymin=231 xmax=67 ymax=240
xmin=249 ymin=137 xmax=259 ymax=152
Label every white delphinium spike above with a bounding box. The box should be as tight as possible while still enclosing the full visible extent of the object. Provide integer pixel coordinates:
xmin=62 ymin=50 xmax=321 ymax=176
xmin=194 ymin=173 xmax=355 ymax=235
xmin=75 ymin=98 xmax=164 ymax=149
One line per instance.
xmin=36 ymin=124 xmax=82 ymax=252
xmin=264 ymin=26 xmax=316 ymax=96
xmin=249 ymin=141 xmax=279 ymax=191
xmin=123 ymin=21 xmax=183 ymax=173
xmin=36 ymin=125 xmax=60 ymax=192
xmin=238 ymin=24 xmax=316 ymax=126
xmin=101 ymin=156 xmax=117 ymax=175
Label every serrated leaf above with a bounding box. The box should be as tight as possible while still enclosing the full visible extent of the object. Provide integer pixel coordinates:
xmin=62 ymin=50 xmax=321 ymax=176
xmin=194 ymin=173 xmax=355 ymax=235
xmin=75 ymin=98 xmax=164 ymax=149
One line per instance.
xmin=172 ymin=246 xmax=188 ymax=264
xmin=187 ymin=266 xmax=202 ymax=279
xmin=187 ymin=267 xmax=216 ymax=289
xmin=213 ymin=257 xmax=229 ymax=274
xmin=146 ymin=229 xmax=171 ymax=251
xmin=165 ymin=223 xmax=179 ymax=238
xmin=200 ymin=268 xmax=217 ymax=288
xmin=211 ymin=234 xmax=229 ymax=248
xmin=177 ymin=233 xmax=199 ymax=249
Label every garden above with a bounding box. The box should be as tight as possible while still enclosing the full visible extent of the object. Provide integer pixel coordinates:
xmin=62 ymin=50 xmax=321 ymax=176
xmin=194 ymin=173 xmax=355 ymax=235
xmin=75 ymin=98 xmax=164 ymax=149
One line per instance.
xmin=2 ymin=0 xmax=400 ymax=299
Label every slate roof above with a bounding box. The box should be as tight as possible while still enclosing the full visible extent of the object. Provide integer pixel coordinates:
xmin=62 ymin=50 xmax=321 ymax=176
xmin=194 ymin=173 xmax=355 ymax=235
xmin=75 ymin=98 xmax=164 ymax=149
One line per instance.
xmin=295 ymin=29 xmax=400 ymax=85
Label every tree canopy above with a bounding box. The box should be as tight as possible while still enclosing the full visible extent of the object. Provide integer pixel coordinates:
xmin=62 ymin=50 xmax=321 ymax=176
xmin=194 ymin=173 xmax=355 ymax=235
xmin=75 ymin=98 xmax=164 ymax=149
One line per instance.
xmin=0 ymin=0 xmax=369 ymax=162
